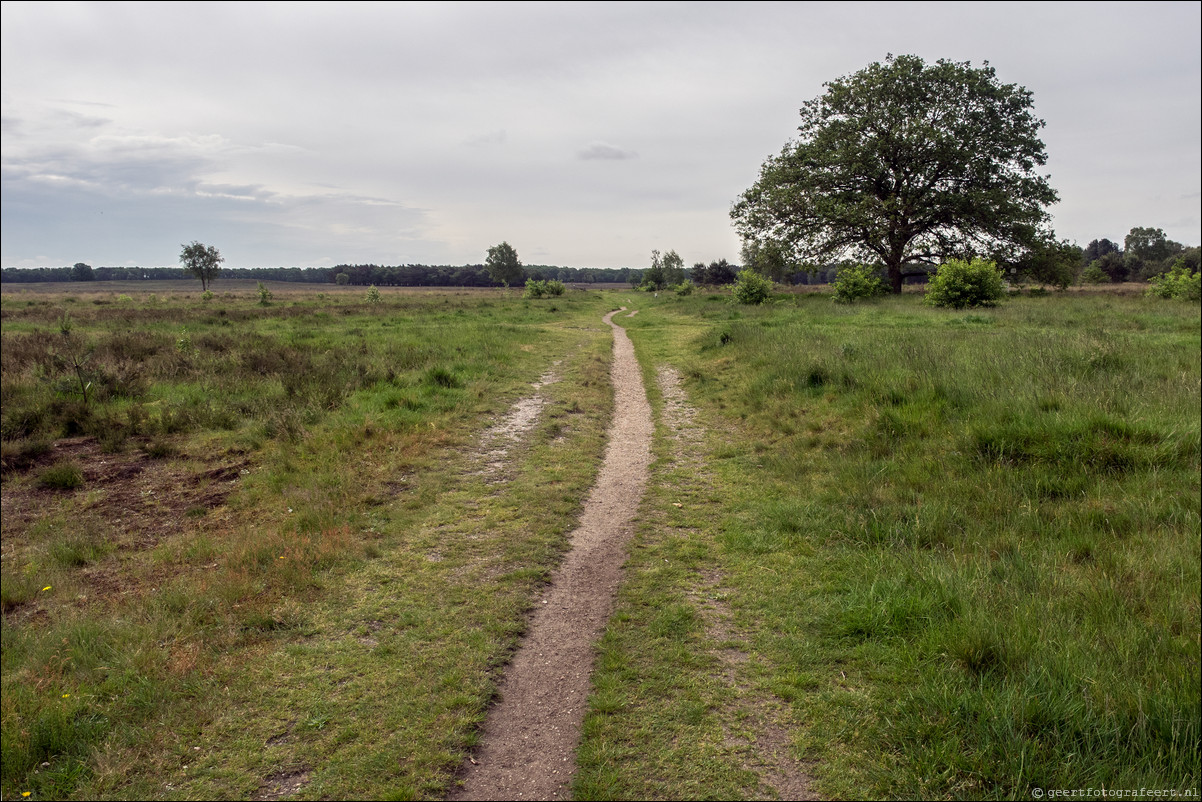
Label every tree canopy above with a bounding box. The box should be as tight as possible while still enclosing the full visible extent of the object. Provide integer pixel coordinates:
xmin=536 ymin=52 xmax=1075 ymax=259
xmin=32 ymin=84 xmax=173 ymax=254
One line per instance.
xmin=640 ymin=249 xmax=685 ymax=290
xmin=731 ymin=54 xmax=1059 ymax=293
xmin=485 ymin=242 xmax=524 ymax=287
xmin=740 ymin=239 xmax=792 ymax=283
xmin=180 ymin=241 xmax=224 ymax=292
xmin=691 ymin=258 xmax=738 ymax=286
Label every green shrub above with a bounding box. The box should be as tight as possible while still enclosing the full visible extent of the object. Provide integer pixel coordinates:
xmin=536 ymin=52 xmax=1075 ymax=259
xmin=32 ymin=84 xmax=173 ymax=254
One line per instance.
xmin=39 ymin=462 xmax=84 ymax=490
xmin=257 ymin=282 xmax=273 ymax=306
xmin=524 ymin=279 xmax=556 ymax=299
xmin=925 ymin=258 xmax=1005 ymax=309
xmin=832 ymin=264 xmax=885 ymax=303
xmin=545 ymin=280 xmax=566 ymax=297
xmin=365 ymin=285 xmax=382 ymax=304
xmin=1145 ymin=260 xmax=1201 ymax=301
xmin=201 ymin=289 xmax=214 ymax=302
xmin=731 ymin=269 xmax=773 ymax=305
xmin=1080 ymin=263 xmax=1110 ymax=284
xmin=674 ymin=281 xmax=694 ymax=297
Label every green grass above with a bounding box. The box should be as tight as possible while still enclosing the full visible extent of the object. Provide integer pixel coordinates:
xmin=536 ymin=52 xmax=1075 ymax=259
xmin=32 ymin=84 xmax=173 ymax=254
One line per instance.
xmin=4 ymin=285 xmax=1198 ymax=800
xmin=37 ymin=461 xmax=84 ymax=490
xmin=579 ymin=290 xmax=1200 ymax=799
xmin=2 ymin=285 xmax=618 ymax=799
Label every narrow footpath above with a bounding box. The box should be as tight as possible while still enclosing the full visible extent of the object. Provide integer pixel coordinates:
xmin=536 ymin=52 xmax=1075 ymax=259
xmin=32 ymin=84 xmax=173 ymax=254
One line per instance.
xmin=450 ymin=308 xmax=653 ymax=801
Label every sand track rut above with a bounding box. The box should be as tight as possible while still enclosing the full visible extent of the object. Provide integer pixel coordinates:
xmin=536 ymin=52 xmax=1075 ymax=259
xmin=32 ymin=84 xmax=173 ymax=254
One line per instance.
xmin=450 ymin=308 xmax=652 ymax=801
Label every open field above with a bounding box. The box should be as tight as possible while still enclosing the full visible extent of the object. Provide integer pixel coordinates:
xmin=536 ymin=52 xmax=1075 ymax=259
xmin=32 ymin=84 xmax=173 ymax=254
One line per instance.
xmin=2 ymin=283 xmax=1199 ymax=800
xmin=582 ymin=290 xmax=1200 ymax=799
xmin=2 ymin=284 xmax=618 ymax=799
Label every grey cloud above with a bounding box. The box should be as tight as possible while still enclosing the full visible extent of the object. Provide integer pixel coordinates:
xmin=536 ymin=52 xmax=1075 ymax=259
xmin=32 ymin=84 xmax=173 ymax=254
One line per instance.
xmin=50 ymin=98 xmax=117 ymax=108
xmin=2 ymin=1 xmax=1199 ymax=267
xmin=54 ymin=108 xmax=110 ymax=129
xmin=464 ymin=129 xmax=507 ymax=147
xmin=577 ymin=142 xmax=638 ymax=161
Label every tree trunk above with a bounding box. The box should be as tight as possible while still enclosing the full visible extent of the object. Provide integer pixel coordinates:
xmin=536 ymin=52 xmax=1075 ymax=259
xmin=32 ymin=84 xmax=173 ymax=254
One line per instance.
xmin=887 ymin=259 xmax=904 ymax=294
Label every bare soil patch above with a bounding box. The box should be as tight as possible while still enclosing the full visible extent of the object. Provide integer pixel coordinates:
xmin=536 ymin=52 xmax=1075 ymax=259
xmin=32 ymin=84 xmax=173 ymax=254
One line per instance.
xmin=451 ymin=309 xmax=652 ymax=801
xmin=2 ymin=436 xmax=246 ymax=546
xmin=1 ymin=436 xmax=249 ymax=614
xmin=251 ymin=768 xmax=311 ymax=801
xmin=474 ymin=365 xmax=561 ymax=479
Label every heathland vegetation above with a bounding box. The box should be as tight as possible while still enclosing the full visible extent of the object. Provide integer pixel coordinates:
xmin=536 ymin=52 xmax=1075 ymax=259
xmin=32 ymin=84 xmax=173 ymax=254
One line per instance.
xmin=579 ymin=288 xmax=1199 ymax=799
xmin=2 ymin=284 xmax=618 ymax=798
xmin=1 ymin=281 xmax=1198 ymax=799
xmin=2 ymin=51 xmax=1198 ymax=802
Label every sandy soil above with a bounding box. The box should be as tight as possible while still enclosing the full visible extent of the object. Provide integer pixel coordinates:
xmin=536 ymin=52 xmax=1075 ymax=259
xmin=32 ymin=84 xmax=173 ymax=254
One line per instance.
xmin=450 ymin=308 xmax=652 ymax=801
xmin=475 ymin=365 xmax=561 ymax=479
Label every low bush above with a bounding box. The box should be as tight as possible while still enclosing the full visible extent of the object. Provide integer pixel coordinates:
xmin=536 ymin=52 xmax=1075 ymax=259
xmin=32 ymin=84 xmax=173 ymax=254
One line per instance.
xmin=674 ymin=281 xmax=694 ymax=297
xmin=925 ymin=258 xmax=1005 ymax=309
xmin=1146 ymin=260 xmax=1201 ymax=301
xmin=731 ymin=269 xmax=773 ymax=305
xmin=833 ymin=264 xmax=885 ymax=303
xmin=1080 ymin=263 xmax=1110 ymax=284
xmin=523 ymin=279 xmax=565 ymax=298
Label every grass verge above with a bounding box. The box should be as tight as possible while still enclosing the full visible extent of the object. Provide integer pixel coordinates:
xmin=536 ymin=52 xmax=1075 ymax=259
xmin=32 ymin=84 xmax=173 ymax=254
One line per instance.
xmin=580 ymin=290 xmax=1200 ymax=799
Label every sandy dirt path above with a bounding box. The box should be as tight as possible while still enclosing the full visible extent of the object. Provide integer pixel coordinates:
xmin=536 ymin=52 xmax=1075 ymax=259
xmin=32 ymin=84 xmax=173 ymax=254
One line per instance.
xmin=450 ymin=308 xmax=652 ymax=801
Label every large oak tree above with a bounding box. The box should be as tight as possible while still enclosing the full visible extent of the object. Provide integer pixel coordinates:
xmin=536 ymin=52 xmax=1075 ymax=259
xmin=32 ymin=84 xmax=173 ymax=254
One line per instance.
xmin=731 ymin=54 xmax=1059 ymax=293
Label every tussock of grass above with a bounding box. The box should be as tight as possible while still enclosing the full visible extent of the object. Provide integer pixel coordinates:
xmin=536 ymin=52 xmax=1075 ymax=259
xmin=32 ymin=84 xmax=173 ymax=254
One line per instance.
xmin=37 ymin=461 xmax=84 ymax=490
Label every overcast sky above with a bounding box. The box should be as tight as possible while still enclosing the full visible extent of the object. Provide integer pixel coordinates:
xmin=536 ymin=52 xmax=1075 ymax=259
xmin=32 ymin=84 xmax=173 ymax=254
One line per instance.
xmin=2 ymin=1 xmax=1199 ymax=270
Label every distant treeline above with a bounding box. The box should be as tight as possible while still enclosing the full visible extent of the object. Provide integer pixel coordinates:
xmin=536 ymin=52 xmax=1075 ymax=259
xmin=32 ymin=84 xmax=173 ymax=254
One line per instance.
xmin=7 ymin=227 xmax=1196 ymax=290
xmin=0 ymin=264 xmax=641 ymax=286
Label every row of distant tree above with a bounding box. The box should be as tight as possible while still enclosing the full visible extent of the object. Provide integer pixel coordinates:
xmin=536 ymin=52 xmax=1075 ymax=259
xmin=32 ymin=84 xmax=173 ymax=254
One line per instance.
xmin=733 ymin=226 xmax=1199 ymax=290
xmin=1078 ymin=227 xmax=1200 ymax=284
xmin=0 ymin=263 xmax=640 ymax=286
xmin=2 ymin=227 xmax=1195 ymax=290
